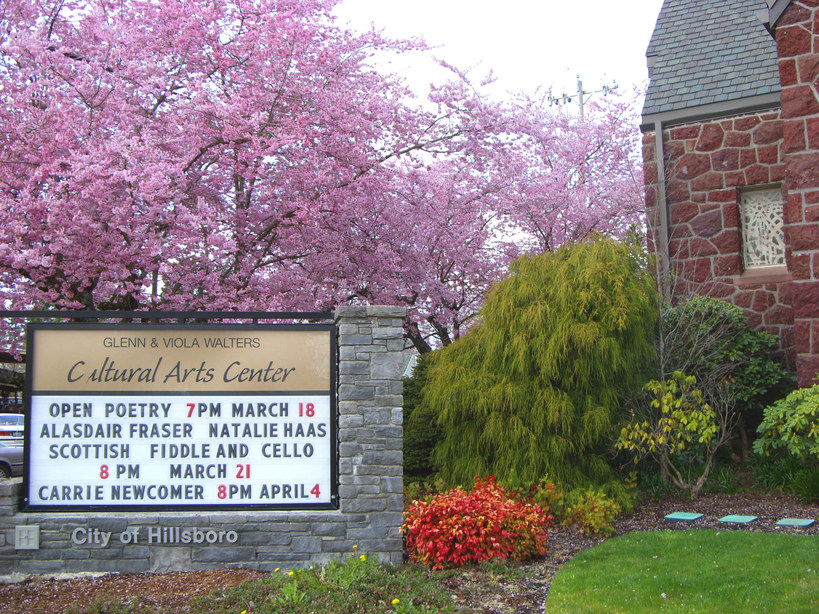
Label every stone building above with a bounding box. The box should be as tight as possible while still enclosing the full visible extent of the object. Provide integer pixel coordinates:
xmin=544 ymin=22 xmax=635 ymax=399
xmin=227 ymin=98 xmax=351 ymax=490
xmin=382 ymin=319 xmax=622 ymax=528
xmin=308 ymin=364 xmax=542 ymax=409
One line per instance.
xmin=642 ymin=0 xmax=819 ymax=386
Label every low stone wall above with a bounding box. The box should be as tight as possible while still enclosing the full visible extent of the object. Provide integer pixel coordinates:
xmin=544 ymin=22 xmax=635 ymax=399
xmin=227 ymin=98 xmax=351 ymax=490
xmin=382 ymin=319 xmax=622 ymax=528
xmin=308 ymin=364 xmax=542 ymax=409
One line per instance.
xmin=0 ymin=305 xmax=406 ymax=575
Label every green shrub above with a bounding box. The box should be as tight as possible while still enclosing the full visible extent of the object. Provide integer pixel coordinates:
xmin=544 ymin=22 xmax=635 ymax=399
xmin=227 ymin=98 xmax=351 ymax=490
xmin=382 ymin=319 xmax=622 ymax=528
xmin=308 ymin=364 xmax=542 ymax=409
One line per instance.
xmin=402 ymin=476 xmax=552 ymax=569
xmin=565 ymin=488 xmax=621 ymax=537
xmin=421 ymin=236 xmax=656 ymax=489
xmin=403 ymin=476 xmax=447 ymax=506
xmin=499 ymin=476 xmax=568 ymax=523
xmin=525 ymin=478 xmax=567 ymax=522
xmin=789 ymin=467 xmax=819 ymax=503
xmin=749 ymin=452 xmax=806 ymax=490
xmin=754 ymin=385 xmax=819 ymax=461
xmin=657 ymin=296 xmax=792 ymax=462
xmin=660 ymin=296 xmax=791 ymax=410
xmin=701 ymin=463 xmax=743 ymax=494
xmin=187 ymin=548 xmax=456 ymax=613
xmin=616 ymin=372 xmax=721 ymax=498
xmin=402 ymin=353 xmax=440 ymax=480
xmin=635 ymin=467 xmax=671 ymax=499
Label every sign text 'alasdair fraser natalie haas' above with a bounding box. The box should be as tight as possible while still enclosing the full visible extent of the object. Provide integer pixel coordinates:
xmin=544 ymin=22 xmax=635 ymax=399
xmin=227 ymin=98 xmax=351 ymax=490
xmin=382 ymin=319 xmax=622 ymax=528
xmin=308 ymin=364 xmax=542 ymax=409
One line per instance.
xmin=23 ymin=325 xmax=336 ymax=511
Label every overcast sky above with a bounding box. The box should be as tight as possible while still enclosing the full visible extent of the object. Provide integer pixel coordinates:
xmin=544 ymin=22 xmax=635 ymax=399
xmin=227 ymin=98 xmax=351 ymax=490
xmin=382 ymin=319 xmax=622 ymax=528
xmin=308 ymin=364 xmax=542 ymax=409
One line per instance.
xmin=335 ymin=0 xmax=665 ymax=102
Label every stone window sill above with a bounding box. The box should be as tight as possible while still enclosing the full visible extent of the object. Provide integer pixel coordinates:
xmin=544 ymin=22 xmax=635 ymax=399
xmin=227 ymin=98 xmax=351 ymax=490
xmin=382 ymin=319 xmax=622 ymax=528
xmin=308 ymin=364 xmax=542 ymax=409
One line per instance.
xmin=734 ymin=265 xmax=791 ymax=288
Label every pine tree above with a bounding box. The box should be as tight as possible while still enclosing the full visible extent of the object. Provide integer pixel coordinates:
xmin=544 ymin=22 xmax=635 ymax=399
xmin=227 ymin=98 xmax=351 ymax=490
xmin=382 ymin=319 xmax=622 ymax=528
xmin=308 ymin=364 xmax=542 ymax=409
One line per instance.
xmin=423 ymin=236 xmax=657 ymax=487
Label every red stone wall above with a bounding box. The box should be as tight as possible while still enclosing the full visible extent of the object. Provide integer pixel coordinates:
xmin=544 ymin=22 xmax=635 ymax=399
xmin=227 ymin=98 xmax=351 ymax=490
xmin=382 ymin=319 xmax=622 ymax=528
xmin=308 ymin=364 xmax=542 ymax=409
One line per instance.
xmin=643 ymin=111 xmax=796 ymax=370
xmin=776 ymin=0 xmax=819 ymax=386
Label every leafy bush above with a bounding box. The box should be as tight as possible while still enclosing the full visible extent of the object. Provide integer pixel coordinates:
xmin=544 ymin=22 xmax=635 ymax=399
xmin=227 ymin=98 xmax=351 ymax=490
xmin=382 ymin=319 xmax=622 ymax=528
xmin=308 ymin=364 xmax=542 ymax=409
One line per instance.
xmin=754 ymin=385 xmax=819 ymax=461
xmin=789 ymin=467 xmax=819 ymax=503
xmin=616 ymin=372 xmax=721 ymax=498
xmin=421 ymin=236 xmax=657 ymax=488
xmin=657 ymin=295 xmax=792 ymax=461
xmin=565 ymin=488 xmax=621 ymax=536
xmin=660 ymin=296 xmax=790 ymax=410
xmin=497 ymin=476 xmax=569 ymax=523
xmin=402 ymin=476 xmax=552 ymax=569
xmin=524 ymin=478 xmax=567 ymax=522
xmin=403 ymin=476 xmax=447 ymax=506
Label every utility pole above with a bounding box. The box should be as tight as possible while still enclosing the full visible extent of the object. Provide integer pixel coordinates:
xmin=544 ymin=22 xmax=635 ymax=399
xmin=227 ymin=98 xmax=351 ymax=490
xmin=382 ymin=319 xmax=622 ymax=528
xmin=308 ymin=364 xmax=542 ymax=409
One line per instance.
xmin=550 ymin=76 xmax=618 ymax=118
xmin=576 ymin=76 xmax=618 ymax=119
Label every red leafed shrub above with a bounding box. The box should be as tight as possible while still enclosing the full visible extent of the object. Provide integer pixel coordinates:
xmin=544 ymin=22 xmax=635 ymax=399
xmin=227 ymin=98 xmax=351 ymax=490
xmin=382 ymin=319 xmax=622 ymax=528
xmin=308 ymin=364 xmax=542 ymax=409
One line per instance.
xmin=402 ymin=476 xmax=552 ymax=569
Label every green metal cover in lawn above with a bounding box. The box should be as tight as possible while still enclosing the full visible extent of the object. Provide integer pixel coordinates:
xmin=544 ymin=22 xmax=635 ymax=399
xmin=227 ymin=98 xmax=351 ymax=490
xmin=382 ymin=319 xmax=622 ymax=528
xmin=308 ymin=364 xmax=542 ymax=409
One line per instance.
xmin=664 ymin=512 xmax=703 ymax=522
xmin=718 ymin=515 xmax=758 ymax=524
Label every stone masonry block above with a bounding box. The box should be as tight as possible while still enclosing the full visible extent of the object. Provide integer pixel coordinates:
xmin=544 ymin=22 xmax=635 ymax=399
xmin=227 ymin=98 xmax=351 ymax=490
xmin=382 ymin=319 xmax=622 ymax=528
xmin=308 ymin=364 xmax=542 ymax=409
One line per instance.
xmin=338 ymin=414 xmax=364 ymax=428
xmin=339 ymin=442 xmax=363 ymax=457
xmin=338 ymin=400 xmax=363 ymax=414
xmin=191 ymin=547 xmax=257 ymax=562
xmin=335 ymin=306 xmax=369 ymax=318
xmin=368 ymin=512 xmax=404 ymax=527
xmin=354 ymin=465 xmax=401 ymax=476
xmin=339 ymin=384 xmax=375 ymax=401
xmin=290 ymin=536 xmax=322 ymax=553
xmin=363 ymin=451 xmax=402 ymax=465
xmin=362 ymin=408 xmax=392 ymax=425
xmin=381 ymin=477 xmax=404 ymax=494
xmin=0 ymin=479 xmax=21 ymax=498
xmin=339 ymin=334 xmax=372 ymax=346
xmin=387 ymin=339 xmax=406 ymax=351
xmin=372 ymin=326 xmax=403 ymax=339
xmin=339 ymin=346 xmax=357 ymax=360
xmin=366 ymin=306 xmax=407 ymax=318
xmin=340 ymin=499 xmax=388 ymax=513
xmin=345 ymin=526 xmax=393 ymax=540
xmin=240 ymin=532 xmax=292 ymax=546
xmin=338 ymin=323 xmax=363 ymax=335
xmin=311 ymin=523 xmax=346 ymax=537
xmin=339 ymin=475 xmax=381 ymax=486
xmin=340 ymin=361 xmax=369 ymax=375
xmin=375 ymin=394 xmax=403 ymax=407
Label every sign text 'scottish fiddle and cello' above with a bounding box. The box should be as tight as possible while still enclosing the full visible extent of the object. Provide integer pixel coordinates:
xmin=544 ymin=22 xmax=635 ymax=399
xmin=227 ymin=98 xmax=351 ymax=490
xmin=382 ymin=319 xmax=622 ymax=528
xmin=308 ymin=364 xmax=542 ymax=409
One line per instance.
xmin=23 ymin=324 xmax=336 ymax=511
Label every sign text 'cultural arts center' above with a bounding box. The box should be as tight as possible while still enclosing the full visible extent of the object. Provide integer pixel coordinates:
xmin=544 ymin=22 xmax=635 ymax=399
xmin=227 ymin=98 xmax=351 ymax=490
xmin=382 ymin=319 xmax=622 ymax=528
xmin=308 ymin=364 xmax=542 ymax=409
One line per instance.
xmin=23 ymin=324 xmax=336 ymax=511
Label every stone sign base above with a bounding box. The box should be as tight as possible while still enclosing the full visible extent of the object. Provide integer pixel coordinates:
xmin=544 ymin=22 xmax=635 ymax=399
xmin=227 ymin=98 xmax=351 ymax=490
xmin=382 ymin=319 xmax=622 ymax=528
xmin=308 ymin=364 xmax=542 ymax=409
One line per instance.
xmin=0 ymin=306 xmax=406 ymax=575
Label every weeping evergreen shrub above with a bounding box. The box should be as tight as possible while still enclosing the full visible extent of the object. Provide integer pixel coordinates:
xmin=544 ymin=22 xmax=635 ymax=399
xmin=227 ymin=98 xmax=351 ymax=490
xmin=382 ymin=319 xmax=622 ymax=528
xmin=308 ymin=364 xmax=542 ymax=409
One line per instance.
xmin=423 ymin=236 xmax=657 ymax=489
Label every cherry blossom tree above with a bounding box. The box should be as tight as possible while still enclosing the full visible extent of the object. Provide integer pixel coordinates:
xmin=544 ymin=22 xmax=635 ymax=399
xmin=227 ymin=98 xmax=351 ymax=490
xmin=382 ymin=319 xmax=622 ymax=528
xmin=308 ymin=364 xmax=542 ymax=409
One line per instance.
xmin=502 ymin=91 xmax=645 ymax=253
xmin=0 ymin=0 xmax=644 ymax=353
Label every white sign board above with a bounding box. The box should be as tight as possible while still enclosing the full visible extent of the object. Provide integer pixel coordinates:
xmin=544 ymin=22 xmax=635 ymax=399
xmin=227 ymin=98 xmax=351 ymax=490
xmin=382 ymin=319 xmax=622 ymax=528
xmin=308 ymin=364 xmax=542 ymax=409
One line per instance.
xmin=23 ymin=324 xmax=336 ymax=510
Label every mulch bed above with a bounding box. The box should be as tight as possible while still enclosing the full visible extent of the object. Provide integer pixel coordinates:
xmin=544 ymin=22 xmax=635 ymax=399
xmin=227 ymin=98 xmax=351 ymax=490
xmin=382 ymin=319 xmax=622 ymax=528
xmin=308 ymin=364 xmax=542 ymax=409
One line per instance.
xmin=1 ymin=491 xmax=816 ymax=613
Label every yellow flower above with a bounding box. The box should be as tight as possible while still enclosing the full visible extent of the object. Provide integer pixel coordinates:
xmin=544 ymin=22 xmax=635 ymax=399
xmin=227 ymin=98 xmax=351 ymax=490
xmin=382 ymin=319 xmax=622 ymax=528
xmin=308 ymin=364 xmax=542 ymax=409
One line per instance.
xmin=274 ymin=568 xmax=280 ymax=572
xmin=359 ymin=554 xmax=367 ymax=561
xmin=392 ymin=598 xmax=400 ymax=605
xmin=288 ymin=570 xmax=294 ymax=576
xmin=352 ymin=544 xmax=358 ymax=549
xmin=240 ymin=610 xmax=247 ymax=614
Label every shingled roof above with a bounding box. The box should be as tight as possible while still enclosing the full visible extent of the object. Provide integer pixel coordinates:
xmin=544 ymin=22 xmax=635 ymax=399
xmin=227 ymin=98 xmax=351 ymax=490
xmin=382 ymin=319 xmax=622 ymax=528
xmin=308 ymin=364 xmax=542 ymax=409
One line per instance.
xmin=642 ymin=0 xmax=781 ymax=128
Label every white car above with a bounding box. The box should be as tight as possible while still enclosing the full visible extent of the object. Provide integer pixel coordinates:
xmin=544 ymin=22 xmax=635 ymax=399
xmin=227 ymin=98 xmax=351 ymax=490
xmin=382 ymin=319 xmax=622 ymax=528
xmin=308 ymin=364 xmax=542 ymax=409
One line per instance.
xmin=0 ymin=413 xmax=24 ymax=447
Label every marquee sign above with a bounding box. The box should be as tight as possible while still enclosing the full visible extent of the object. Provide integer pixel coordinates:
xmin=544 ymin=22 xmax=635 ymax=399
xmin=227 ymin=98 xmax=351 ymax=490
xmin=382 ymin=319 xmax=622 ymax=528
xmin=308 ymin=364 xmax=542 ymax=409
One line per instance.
xmin=22 ymin=323 xmax=336 ymax=511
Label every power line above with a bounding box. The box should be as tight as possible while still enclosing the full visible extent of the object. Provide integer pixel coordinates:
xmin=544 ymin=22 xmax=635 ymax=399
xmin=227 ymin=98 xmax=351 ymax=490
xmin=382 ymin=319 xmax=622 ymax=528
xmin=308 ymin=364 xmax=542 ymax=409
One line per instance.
xmin=548 ymin=76 xmax=618 ymax=118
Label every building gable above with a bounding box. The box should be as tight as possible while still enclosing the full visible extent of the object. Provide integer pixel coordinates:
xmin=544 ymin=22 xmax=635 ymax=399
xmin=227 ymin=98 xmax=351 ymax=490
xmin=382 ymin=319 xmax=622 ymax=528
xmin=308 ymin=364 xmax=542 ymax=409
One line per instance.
xmin=642 ymin=0 xmax=781 ymax=129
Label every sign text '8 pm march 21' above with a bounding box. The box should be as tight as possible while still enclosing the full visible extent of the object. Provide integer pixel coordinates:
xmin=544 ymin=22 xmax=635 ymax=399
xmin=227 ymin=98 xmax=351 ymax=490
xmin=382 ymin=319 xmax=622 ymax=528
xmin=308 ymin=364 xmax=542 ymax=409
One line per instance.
xmin=22 ymin=323 xmax=336 ymax=511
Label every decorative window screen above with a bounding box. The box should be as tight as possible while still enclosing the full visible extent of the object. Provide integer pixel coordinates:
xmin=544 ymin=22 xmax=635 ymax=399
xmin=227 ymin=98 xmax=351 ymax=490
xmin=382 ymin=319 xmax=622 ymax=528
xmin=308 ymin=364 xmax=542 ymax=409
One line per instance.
xmin=740 ymin=187 xmax=785 ymax=269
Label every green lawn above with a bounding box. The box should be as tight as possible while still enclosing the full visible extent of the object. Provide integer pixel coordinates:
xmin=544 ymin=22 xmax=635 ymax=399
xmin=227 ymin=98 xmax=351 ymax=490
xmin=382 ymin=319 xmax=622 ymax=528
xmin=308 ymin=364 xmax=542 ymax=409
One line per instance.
xmin=546 ymin=530 xmax=819 ymax=613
